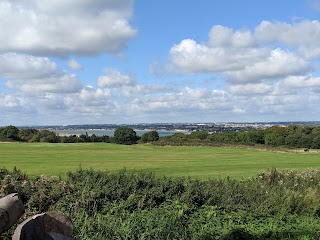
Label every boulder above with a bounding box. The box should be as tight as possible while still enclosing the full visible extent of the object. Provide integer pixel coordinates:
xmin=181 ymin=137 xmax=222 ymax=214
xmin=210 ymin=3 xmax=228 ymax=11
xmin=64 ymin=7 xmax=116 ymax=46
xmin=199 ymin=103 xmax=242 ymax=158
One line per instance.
xmin=12 ymin=211 xmax=74 ymax=240
xmin=0 ymin=193 xmax=24 ymax=234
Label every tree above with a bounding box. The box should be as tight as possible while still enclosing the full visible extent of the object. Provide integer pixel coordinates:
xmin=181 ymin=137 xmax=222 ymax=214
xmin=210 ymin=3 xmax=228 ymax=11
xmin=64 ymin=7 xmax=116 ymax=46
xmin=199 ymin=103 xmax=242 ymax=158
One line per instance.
xmin=311 ymin=136 xmax=320 ymax=149
xmin=189 ymin=131 xmax=209 ymax=140
xmin=38 ymin=130 xmax=60 ymax=143
xmin=18 ymin=128 xmax=39 ymax=142
xmin=1 ymin=125 xmax=19 ymax=140
xmin=248 ymin=130 xmax=265 ymax=144
xmin=265 ymin=126 xmax=287 ymax=146
xmin=170 ymin=133 xmax=187 ymax=140
xmin=141 ymin=130 xmax=159 ymax=143
xmin=114 ymin=127 xmax=138 ymax=145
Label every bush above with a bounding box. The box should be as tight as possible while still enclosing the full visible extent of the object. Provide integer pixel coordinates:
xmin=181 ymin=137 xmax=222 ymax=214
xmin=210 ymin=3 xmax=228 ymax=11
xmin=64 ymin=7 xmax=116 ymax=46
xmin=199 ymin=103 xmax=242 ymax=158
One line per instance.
xmin=2 ymin=168 xmax=320 ymax=239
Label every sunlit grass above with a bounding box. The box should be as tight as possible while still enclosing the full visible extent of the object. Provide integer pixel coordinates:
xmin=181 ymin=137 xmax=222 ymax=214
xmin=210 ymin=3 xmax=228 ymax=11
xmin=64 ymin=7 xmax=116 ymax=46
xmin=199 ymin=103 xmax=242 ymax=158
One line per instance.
xmin=1 ymin=142 xmax=320 ymax=179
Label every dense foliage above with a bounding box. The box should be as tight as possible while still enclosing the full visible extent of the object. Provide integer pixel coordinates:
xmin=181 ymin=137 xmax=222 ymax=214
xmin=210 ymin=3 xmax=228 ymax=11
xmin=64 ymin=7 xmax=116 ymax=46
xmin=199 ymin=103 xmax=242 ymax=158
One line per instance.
xmin=141 ymin=130 xmax=160 ymax=143
xmin=156 ymin=125 xmax=320 ymax=149
xmin=2 ymin=124 xmax=320 ymax=149
xmin=1 ymin=168 xmax=320 ymax=239
xmin=0 ymin=126 xmax=114 ymax=143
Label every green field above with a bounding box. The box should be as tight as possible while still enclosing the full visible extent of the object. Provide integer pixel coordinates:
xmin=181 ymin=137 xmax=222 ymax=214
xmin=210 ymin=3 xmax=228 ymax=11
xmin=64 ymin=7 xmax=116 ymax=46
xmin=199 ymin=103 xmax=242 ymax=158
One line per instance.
xmin=1 ymin=142 xmax=320 ymax=179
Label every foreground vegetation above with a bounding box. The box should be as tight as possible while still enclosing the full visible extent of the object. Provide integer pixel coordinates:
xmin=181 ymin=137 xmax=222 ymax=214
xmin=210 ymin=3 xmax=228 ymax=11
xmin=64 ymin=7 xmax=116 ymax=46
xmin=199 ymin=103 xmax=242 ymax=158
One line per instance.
xmin=1 ymin=143 xmax=320 ymax=179
xmin=1 ymin=168 xmax=320 ymax=239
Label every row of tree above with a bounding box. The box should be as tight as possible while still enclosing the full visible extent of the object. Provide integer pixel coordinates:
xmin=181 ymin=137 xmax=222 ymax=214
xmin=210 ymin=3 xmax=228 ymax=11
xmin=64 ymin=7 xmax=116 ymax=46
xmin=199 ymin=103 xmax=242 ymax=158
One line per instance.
xmin=159 ymin=125 xmax=320 ymax=149
xmin=2 ymin=124 xmax=320 ymax=148
xmin=0 ymin=126 xmax=159 ymax=145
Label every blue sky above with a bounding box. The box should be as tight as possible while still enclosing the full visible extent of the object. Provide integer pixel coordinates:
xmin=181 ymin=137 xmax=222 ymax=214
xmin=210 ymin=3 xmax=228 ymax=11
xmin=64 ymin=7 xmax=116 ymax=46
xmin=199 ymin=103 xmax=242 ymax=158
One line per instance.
xmin=1 ymin=0 xmax=320 ymax=126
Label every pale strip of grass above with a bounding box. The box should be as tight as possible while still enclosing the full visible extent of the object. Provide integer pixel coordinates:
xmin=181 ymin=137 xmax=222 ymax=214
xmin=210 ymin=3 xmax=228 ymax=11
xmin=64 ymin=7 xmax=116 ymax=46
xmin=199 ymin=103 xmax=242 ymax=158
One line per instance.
xmin=1 ymin=142 xmax=319 ymax=179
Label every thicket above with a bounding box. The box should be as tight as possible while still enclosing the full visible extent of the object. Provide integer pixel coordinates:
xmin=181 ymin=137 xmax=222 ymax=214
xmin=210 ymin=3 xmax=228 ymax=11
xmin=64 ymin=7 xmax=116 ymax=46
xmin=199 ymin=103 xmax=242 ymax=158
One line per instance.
xmin=1 ymin=168 xmax=320 ymax=239
xmin=156 ymin=125 xmax=320 ymax=149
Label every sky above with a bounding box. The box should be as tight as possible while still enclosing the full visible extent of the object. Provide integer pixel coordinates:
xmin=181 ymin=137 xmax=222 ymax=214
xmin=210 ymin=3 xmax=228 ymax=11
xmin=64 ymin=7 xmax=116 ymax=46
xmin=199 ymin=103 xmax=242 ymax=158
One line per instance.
xmin=1 ymin=0 xmax=320 ymax=126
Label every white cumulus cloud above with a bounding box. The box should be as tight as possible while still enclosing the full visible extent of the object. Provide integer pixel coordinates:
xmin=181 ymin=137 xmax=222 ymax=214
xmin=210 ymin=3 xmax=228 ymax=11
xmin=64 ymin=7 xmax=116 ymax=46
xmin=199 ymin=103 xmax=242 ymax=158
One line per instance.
xmin=209 ymin=25 xmax=255 ymax=48
xmin=0 ymin=53 xmax=58 ymax=79
xmin=0 ymin=0 xmax=136 ymax=56
xmin=0 ymin=53 xmax=82 ymax=93
xmin=228 ymin=49 xmax=309 ymax=82
xmin=255 ymin=20 xmax=320 ymax=58
xmin=98 ymin=69 xmax=135 ymax=88
xmin=170 ymin=39 xmax=266 ymax=73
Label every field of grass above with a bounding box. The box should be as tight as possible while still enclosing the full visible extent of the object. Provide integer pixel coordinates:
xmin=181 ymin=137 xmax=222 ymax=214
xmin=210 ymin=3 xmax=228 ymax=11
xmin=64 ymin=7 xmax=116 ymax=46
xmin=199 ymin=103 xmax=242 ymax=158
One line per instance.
xmin=1 ymin=142 xmax=320 ymax=179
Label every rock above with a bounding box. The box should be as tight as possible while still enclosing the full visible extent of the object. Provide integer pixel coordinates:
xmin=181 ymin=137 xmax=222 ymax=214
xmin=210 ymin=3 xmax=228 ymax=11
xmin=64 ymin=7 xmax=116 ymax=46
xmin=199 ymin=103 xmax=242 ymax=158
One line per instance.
xmin=12 ymin=211 xmax=74 ymax=240
xmin=0 ymin=193 xmax=24 ymax=234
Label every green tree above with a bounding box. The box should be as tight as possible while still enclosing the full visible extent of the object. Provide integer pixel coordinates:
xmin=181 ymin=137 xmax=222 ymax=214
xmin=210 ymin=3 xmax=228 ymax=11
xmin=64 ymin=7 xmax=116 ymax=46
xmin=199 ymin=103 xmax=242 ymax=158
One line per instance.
xmin=141 ymin=130 xmax=160 ymax=142
xmin=311 ymin=136 xmax=320 ymax=149
xmin=265 ymin=126 xmax=287 ymax=146
xmin=189 ymin=131 xmax=209 ymax=140
xmin=1 ymin=125 xmax=19 ymax=140
xmin=248 ymin=130 xmax=265 ymax=144
xmin=285 ymin=133 xmax=301 ymax=147
xmin=18 ymin=128 xmax=39 ymax=142
xmin=235 ymin=131 xmax=250 ymax=144
xmin=38 ymin=130 xmax=60 ymax=143
xmin=29 ymin=134 xmax=41 ymax=142
xmin=114 ymin=127 xmax=138 ymax=145
xmin=286 ymin=125 xmax=301 ymax=135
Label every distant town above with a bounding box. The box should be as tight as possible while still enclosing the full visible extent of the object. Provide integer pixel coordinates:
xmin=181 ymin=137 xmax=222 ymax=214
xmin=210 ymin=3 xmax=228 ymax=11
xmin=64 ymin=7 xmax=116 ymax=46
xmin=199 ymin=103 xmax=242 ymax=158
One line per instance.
xmin=21 ymin=121 xmax=320 ymax=134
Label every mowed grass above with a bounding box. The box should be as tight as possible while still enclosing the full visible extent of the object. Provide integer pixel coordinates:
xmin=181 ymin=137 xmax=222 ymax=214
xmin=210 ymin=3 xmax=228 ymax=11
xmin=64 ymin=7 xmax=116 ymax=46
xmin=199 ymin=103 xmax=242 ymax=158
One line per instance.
xmin=1 ymin=142 xmax=320 ymax=179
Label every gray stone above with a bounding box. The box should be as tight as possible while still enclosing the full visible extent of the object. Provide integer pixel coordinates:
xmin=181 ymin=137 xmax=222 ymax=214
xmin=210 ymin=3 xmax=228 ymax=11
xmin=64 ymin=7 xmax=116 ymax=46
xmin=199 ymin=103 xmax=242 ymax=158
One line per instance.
xmin=0 ymin=193 xmax=24 ymax=234
xmin=12 ymin=211 xmax=74 ymax=240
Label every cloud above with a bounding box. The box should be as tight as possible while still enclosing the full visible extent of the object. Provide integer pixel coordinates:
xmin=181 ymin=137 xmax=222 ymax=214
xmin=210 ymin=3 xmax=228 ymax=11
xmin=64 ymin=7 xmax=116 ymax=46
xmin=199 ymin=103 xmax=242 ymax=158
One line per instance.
xmin=98 ymin=69 xmax=135 ymax=88
xmin=229 ymin=82 xmax=273 ymax=95
xmin=0 ymin=53 xmax=58 ymax=79
xmin=170 ymin=39 xmax=266 ymax=73
xmin=78 ymin=86 xmax=111 ymax=104
xmin=0 ymin=92 xmax=22 ymax=108
xmin=6 ymin=74 xmax=82 ymax=94
xmin=131 ymin=87 xmax=231 ymax=112
xmin=209 ymin=25 xmax=255 ymax=48
xmin=68 ymin=59 xmax=83 ymax=70
xmin=276 ymin=75 xmax=320 ymax=91
xmin=227 ymin=49 xmax=309 ymax=82
xmin=0 ymin=0 xmax=136 ymax=56
xmin=233 ymin=106 xmax=246 ymax=114
xmin=0 ymin=53 xmax=82 ymax=93
xmin=169 ymin=22 xmax=314 ymax=79
xmin=255 ymin=20 xmax=320 ymax=58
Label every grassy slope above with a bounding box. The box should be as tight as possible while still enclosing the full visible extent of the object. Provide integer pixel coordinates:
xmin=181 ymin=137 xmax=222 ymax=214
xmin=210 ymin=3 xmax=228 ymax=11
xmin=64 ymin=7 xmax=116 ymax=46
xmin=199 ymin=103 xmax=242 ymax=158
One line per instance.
xmin=1 ymin=142 xmax=320 ymax=179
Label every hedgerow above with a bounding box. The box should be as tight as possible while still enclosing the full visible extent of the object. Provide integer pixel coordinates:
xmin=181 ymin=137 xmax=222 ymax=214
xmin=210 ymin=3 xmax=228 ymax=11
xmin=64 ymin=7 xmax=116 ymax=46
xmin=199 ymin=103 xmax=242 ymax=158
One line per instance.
xmin=1 ymin=167 xmax=320 ymax=239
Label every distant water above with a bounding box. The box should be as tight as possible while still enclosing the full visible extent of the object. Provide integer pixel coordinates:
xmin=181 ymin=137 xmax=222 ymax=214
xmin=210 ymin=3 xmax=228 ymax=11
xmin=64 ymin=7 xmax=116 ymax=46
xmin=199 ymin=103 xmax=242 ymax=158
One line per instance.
xmin=53 ymin=129 xmax=185 ymax=137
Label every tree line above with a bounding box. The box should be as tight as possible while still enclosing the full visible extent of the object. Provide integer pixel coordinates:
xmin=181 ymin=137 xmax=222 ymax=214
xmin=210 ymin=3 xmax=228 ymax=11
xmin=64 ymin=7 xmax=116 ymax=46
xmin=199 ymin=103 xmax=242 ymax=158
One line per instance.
xmin=0 ymin=125 xmax=159 ymax=145
xmin=156 ymin=125 xmax=320 ymax=149
xmin=2 ymin=124 xmax=320 ymax=149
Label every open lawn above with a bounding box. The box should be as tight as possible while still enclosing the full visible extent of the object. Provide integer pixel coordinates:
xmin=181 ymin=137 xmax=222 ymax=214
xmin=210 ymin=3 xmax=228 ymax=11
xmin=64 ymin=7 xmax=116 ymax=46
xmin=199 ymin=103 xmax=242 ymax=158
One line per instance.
xmin=1 ymin=142 xmax=320 ymax=179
